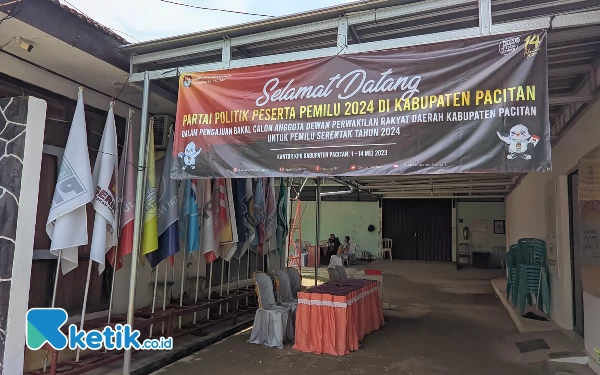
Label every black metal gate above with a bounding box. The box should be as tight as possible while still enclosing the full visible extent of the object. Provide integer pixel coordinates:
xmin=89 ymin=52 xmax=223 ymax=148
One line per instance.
xmin=382 ymin=199 xmax=452 ymax=262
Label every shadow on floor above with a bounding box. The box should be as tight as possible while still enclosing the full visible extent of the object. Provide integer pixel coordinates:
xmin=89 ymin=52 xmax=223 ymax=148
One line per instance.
xmin=153 ymin=260 xmax=547 ymax=375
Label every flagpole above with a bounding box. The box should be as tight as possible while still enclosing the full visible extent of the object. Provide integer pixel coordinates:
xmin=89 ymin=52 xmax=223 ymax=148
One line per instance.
xmin=123 ymin=71 xmax=151 ymax=374
xmin=107 ymin=108 xmax=133 ymax=333
xmin=75 ymin=258 xmax=93 ymax=362
xmin=43 ymin=249 xmax=61 ymax=372
xmin=179 ymin=252 xmax=186 ymax=329
xmin=206 ymin=262 xmax=213 ymax=320
xmin=149 ymin=265 xmax=159 ymax=337
xmin=246 ymin=251 xmax=250 ymax=306
xmin=315 ymin=178 xmax=321 ymax=287
xmin=193 ymin=253 xmax=201 ymax=324
xmin=219 ymin=259 xmax=225 ymax=315
xmin=171 ymin=261 xmax=175 ymax=300
xmin=226 ymin=260 xmax=231 ymax=313
xmin=161 ymin=261 xmax=168 ymax=334
xmin=235 ymin=257 xmax=239 ymax=311
xmin=50 ymin=251 xmax=62 ymax=307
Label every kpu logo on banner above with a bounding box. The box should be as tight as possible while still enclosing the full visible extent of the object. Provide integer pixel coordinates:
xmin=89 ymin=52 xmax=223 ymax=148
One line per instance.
xmin=183 ymin=75 xmax=193 ymax=88
xmin=51 ymin=159 xmax=90 ymax=207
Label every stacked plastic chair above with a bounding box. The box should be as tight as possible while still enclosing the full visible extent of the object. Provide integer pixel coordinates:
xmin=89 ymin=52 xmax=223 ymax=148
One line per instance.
xmin=515 ymin=238 xmax=551 ymax=315
xmin=506 ymin=244 xmax=519 ymax=303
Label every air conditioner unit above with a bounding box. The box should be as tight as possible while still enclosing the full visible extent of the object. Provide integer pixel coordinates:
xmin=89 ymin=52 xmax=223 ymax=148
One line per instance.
xmin=151 ymin=115 xmax=175 ymax=150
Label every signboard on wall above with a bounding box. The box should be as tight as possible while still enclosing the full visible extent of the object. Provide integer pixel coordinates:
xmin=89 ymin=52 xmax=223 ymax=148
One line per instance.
xmin=581 ymin=201 xmax=600 ymax=264
xmin=172 ymin=31 xmax=551 ymax=179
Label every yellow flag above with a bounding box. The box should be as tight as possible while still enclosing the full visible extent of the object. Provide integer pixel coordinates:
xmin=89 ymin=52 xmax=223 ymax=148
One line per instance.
xmin=141 ymin=127 xmax=158 ymax=257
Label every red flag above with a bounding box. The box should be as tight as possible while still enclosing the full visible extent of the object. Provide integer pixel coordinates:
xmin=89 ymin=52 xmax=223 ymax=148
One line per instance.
xmin=107 ymin=114 xmax=135 ymax=271
xmin=212 ymin=178 xmax=228 ymax=241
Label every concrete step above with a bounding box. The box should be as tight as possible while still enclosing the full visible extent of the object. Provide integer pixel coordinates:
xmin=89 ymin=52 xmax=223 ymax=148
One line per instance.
xmin=547 ymin=351 xmax=595 ymax=375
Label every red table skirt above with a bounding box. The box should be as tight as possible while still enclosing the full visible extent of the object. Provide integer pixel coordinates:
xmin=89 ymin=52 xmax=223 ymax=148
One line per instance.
xmin=293 ymin=280 xmax=384 ymax=356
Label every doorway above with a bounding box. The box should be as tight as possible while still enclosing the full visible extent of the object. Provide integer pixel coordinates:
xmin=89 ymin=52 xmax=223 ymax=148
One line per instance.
xmin=568 ymin=171 xmax=584 ymax=337
xmin=382 ymin=199 xmax=452 ymax=262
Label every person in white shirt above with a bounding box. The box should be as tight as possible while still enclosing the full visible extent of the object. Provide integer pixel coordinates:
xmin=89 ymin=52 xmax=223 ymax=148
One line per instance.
xmin=341 ymin=236 xmax=357 ymax=265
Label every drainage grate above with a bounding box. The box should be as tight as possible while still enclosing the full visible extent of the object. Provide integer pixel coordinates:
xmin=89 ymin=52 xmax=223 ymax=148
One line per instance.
xmin=515 ymin=338 xmax=550 ymax=353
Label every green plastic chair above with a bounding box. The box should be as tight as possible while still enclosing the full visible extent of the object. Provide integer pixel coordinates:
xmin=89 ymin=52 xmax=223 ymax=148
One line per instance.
xmin=516 ymin=238 xmax=551 ymax=315
xmin=506 ymin=244 xmax=519 ymax=302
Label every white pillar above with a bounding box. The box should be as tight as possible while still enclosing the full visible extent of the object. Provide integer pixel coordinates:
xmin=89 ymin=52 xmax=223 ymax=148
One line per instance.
xmin=2 ymin=97 xmax=47 ymax=374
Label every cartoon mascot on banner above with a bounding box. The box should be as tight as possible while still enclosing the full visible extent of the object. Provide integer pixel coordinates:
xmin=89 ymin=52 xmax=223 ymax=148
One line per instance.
xmin=178 ymin=141 xmax=202 ymax=170
xmin=497 ymin=124 xmax=540 ymax=160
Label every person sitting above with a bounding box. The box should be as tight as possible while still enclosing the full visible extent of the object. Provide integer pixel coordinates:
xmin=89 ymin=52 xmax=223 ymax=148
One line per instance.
xmin=327 ymin=234 xmax=340 ymax=255
xmin=340 ymin=236 xmax=357 ymax=265
xmin=328 ymin=245 xmax=344 ymax=269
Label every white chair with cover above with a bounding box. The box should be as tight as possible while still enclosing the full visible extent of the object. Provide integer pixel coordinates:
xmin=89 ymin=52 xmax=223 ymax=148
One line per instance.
xmin=247 ymin=272 xmax=291 ymax=349
xmin=335 ymin=266 xmax=348 ymax=279
xmin=328 ymin=267 xmax=340 ymax=281
xmin=284 ymin=267 xmax=301 ymax=299
xmin=275 ymin=269 xmax=298 ymax=341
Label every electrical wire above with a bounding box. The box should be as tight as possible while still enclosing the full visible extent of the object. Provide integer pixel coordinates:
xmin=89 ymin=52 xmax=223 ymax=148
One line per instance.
xmin=0 ymin=0 xmax=21 ymax=27
xmin=61 ymin=0 xmax=134 ymax=48
xmin=158 ymin=0 xmax=275 ymax=18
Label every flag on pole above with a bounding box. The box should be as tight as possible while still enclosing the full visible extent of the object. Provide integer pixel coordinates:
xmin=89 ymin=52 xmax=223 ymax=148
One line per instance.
xmin=46 ymin=88 xmax=94 ymax=275
xmin=107 ymin=111 xmax=135 ymax=271
xmin=212 ymin=178 xmax=228 ymax=240
xmin=221 ymin=179 xmax=239 ymax=261
xmin=90 ymin=103 xmax=119 ymax=274
xmin=235 ymin=179 xmax=256 ymax=258
xmin=141 ymin=127 xmax=158 ymax=260
xmin=276 ymin=178 xmax=288 ymax=255
xmin=232 ymin=179 xmax=247 ymax=259
xmin=247 ymin=179 xmax=256 ymax=250
xmin=201 ymin=179 xmax=218 ymax=263
xmin=180 ymin=179 xmax=200 ymax=254
xmin=254 ymin=178 xmax=266 ymax=253
xmin=148 ymin=132 xmax=180 ymax=268
xmin=264 ymin=177 xmax=277 ymax=252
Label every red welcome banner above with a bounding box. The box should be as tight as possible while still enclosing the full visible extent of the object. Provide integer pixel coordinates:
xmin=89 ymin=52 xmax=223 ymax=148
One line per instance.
xmin=171 ymin=31 xmax=550 ymax=179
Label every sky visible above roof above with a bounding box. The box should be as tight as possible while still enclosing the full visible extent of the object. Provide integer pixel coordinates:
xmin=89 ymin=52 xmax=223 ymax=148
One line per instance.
xmin=59 ymin=0 xmax=358 ymax=43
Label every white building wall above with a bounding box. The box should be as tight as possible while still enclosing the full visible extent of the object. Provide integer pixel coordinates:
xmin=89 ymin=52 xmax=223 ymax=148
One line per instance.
xmin=506 ymin=100 xmax=600 ymax=330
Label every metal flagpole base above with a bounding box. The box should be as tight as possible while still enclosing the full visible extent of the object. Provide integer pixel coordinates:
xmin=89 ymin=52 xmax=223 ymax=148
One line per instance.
xmin=44 ymin=248 xmax=62 ymax=372
xmin=75 ymin=258 xmax=93 ymax=362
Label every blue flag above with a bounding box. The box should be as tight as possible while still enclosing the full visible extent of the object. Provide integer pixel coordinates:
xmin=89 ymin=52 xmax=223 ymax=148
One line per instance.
xmin=180 ymin=179 xmax=200 ymax=254
xmin=147 ymin=132 xmax=180 ymax=268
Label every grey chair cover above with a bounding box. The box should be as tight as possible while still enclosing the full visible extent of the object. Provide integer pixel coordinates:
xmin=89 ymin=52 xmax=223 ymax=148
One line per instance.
xmin=275 ymin=269 xmax=298 ymax=341
xmin=285 ymin=267 xmax=301 ymax=299
xmin=328 ymin=267 xmax=340 ymax=281
xmin=275 ymin=270 xmax=296 ymax=303
xmin=336 ymin=266 xmax=348 ymax=279
xmin=247 ymin=273 xmax=290 ymax=349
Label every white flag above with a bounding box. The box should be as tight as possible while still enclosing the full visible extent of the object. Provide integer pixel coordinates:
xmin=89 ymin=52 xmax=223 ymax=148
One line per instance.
xmin=46 ymin=88 xmax=94 ymax=275
xmin=90 ymin=104 xmax=119 ymax=274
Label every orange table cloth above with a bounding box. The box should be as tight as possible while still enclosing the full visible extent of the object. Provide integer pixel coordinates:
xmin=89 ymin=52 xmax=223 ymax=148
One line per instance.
xmin=293 ymin=279 xmax=384 ymax=356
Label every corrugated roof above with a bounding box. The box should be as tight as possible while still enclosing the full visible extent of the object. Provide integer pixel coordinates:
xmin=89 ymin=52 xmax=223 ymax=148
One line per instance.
xmin=47 ymin=0 xmax=129 ymax=45
xmin=120 ymin=0 xmax=420 ymax=54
